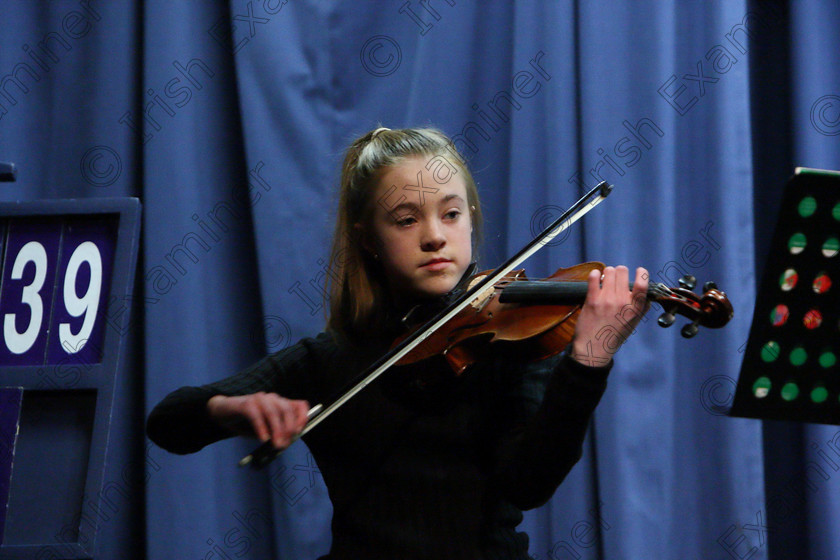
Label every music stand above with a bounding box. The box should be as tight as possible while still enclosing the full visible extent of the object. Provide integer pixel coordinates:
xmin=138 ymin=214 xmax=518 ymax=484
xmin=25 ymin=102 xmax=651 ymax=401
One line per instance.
xmin=730 ymin=167 xmax=840 ymax=424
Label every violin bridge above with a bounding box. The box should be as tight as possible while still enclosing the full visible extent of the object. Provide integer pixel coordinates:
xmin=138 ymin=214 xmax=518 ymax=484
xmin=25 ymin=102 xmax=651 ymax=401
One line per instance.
xmin=468 ymin=284 xmax=496 ymax=311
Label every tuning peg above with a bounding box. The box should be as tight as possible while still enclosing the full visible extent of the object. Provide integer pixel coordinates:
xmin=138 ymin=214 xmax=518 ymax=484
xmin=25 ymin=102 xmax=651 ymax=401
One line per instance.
xmin=678 ymin=275 xmax=697 ymax=290
xmin=658 ymin=312 xmax=676 ymax=327
xmin=702 ymin=281 xmax=718 ymax=292
xmin=681 ymin=322 xmax=699 ymax=338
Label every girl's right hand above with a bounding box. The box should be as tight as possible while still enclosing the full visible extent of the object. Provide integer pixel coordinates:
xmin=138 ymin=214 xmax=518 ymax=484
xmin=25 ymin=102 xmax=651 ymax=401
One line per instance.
xmin=206 ymin=392 xmax=310 ymax=449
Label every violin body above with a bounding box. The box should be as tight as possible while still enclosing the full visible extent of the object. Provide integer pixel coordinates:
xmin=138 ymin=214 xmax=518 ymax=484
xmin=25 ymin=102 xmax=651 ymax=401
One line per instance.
xmin=393 ymin=262 xmax=733 ymax=375
xmin=394 ymin=263 xmax=603 ymax=374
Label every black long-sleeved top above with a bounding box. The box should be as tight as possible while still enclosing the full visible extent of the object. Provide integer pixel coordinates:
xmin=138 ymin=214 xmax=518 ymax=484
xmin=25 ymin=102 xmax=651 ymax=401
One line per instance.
xmin=146 ymin=328 xmax=610 ymax=559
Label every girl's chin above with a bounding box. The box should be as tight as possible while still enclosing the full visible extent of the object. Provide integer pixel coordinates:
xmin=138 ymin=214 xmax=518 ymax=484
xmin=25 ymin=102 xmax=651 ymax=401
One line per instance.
xmin=421 ymin=278 xmax=460 ymax=295
xmin=389 ymin=274 xmax=464 ymax=304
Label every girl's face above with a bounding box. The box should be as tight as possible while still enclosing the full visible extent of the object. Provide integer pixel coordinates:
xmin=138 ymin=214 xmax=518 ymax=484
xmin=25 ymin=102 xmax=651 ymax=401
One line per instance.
xmin=364 ymin=155 xmax=473 ymax=304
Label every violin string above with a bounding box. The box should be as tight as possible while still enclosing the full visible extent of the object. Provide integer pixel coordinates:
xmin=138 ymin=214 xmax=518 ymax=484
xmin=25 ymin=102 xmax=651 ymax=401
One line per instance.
xmin=524 ymin=278 xmax=677 ymax=300
xmin=649 ymin=282 xmax=674 ymax=298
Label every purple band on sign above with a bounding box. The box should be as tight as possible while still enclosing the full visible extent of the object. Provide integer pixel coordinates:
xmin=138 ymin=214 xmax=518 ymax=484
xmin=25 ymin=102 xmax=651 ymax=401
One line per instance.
xmin=0 ymin=217 xmax=116 ymax=367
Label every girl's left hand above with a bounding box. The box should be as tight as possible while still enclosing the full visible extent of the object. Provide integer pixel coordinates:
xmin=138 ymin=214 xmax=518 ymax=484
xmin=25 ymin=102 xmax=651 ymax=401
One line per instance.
xmin=568 ymin=266 xmax=650 ymax=367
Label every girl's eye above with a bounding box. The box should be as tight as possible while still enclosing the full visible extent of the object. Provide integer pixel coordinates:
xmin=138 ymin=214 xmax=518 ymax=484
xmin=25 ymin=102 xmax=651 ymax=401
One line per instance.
xmin=394 ymin=209 xmax=460 ymax=226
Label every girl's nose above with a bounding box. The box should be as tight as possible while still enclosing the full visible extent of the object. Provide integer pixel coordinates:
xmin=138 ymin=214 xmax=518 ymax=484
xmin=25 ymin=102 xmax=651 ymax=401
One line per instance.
xmin=420 ymin=220 xmax=446 ymax=251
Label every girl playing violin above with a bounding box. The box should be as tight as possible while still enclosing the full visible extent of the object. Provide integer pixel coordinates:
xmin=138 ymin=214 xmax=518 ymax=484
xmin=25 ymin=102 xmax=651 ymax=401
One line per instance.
xmin=147 ymin=127 xmax=650 ymax=559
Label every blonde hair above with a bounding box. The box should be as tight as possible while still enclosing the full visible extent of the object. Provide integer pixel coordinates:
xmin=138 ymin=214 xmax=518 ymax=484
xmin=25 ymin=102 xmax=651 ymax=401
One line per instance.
xmin=325 ymin=127 xmax=483 ymax=339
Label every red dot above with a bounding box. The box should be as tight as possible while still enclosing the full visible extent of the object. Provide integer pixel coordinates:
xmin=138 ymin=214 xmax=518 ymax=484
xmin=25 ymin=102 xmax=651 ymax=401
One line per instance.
xmin=813 ymin=273 xmax=831 ymax=294
xmin=770 ymin=304 xmax=789 ymax=326
xmin=803 ymin=308 xmax=823 ymax=330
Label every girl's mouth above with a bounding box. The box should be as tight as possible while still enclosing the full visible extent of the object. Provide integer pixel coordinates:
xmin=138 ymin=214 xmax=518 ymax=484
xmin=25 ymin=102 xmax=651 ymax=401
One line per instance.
xmin=420 ymin=259 xmax=452 ymax=270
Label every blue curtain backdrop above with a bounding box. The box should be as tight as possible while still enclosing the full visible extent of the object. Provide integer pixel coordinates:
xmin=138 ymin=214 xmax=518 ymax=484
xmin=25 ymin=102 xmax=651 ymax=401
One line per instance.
xmin=1 ymin=1 xmax=839 ymax=558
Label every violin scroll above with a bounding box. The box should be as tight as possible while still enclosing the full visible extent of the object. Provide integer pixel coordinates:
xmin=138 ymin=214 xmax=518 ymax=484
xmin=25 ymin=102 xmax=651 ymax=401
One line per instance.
xmin=653 ymin=274 xmax=733 ymax=338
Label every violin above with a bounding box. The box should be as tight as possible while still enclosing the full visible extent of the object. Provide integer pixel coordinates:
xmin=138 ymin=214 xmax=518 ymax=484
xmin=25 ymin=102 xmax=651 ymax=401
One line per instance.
xmin=239 ymin=182 xmax=734 ymax=468
xmin=394 ymin=262 xmax=733 ymax=376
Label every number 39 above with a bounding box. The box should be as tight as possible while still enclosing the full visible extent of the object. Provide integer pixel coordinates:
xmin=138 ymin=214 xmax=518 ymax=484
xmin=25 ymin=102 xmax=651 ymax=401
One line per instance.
xmin=4 ymin=241 xmax=102 ymax=355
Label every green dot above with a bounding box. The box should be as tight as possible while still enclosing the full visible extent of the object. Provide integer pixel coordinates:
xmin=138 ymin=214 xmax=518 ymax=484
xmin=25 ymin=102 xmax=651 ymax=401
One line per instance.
xmin=833 ymin=202 xmax=840 ymax=221
xmin=820 ymin=351 xmax=837 ymax=368
xmin=811 ymin=387 xmax=828 ymax=403
xmin=822 ymin=237 xmax=839 ymax=258
xmin=788 ymin=233 xmax=807 ymax=254
xmin=761 ymin=341 xmax=780 ymax=362
xmin=789 ymin=346 xmax=807 ymax=366
xmin=781 ymin=382 xmax=799 ymax=401
xmin=753 ymin=377 xmax=771 ymax=398
xmin=799 ymin=196 xmax=817 ymax=217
